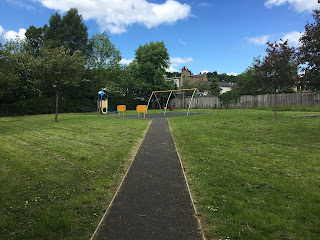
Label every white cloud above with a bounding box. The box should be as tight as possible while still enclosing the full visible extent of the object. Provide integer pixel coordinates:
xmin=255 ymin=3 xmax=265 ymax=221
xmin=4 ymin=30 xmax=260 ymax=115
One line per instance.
xmin=170 ymin=57 xmax=193 ymax=66
xmin=246 ymin=35 xmax=272 ymax=45
xmin=264 ymin=0 xmax=320 ymax=13
xmin=35 ymin=0 xmax=191 ymax=34
xmin=200 ymin=70 xmax=209 ymax=74
xmin=166 ymin=66 xmax=179 ymax=72
xmin=0 ymin=25 xmax=26 ymax=41
xmin=280 ymin=31 xmax=303 ymax=47
xmin=247 ymin=31 xmax=304 ymax=47
xmin=227 ymin=72 xmax=238 ymax=76
xmin=120 ymin=58 xmax=134 ymax=65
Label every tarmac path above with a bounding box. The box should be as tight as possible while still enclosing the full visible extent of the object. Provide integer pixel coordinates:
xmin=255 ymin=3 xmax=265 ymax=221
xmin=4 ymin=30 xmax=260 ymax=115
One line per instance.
xmin=95 ymin=118 xmax=203 ymax=240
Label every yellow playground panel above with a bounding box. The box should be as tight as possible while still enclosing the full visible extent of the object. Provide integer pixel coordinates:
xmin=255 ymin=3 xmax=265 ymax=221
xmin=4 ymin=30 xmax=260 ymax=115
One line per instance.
xmin=117 ymin=105 xmax=126 ymax=117
xmin=136 ymin=105 xmax=147 ymax=118
xmin=98 ymin=99 xmax=108 ymax=114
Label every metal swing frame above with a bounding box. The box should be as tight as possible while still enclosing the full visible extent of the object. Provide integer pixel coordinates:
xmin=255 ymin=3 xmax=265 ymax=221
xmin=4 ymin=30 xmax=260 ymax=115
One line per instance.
xmin=146 ymin=88 xmax=200 ymax=116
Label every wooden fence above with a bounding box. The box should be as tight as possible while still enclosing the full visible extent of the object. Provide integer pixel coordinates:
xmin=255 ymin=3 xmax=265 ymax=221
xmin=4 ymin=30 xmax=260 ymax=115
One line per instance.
xmin=169 ymin=92 xmax=320 ymax=109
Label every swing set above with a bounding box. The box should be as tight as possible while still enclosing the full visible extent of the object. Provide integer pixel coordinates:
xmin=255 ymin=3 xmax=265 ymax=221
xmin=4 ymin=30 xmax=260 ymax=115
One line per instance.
xmin=146 ymin=88 xmax=204 ymax=116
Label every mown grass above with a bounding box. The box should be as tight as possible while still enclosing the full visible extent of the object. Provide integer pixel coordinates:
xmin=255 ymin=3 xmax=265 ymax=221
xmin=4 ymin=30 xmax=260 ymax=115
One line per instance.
xmin=0 ymin=113 xmax=149 ymax=240
xmin=253 ymin=105 xmax=320 ymax=112
xmin=169 ymin=109 xmax=320 ymax=240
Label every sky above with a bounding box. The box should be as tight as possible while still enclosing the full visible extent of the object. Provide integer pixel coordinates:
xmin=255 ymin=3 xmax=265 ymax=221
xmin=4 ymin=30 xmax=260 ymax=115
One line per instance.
xmin=0 ymin=0 xmax=319 ymax=76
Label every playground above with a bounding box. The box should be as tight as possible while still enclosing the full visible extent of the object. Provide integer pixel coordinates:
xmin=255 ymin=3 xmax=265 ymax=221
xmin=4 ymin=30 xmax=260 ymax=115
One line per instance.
xmin=97 ymin=88 xmax=206 ymax=119
xmin=1 ymin=106 xmax=320 ymax=240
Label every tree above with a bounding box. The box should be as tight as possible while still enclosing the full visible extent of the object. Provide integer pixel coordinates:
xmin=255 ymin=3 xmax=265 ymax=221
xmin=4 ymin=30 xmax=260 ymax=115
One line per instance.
xmin=90 ymin=31 xmax=121 ymax=69
xmin=208 ymin=81 xmax=221 ymax=96
xmin=298 ymin=10 xmax=320 ymax=91
xmin=254 ymin=40 xmax=298 ymax=120
xmin=34 ymin=46 xmax=87 ymax=122
xmin=134 ymin=41 xmax=170 ymax=98
xmin=25 ymin=25 xmax=45 ymax=57
xmin=0 ymin=40 xmax=41 ymax=102
xmin=43 ymin=8 xmax=91 ymax=56
xmin=0 ymin=42 xmax=19 ymax=101
xmin=237 ymin=68 xmax=262 ymax=95
xmin=89 ymin=31 xmax=122 ymax=90
xmin=218 ymin=90 xmax=241 ymax=108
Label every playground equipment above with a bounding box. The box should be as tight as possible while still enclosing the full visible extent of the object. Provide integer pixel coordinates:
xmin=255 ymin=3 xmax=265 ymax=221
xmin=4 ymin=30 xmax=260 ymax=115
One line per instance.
xmin=136 ymin=105 xmax=147 ymax=118
xmin=97 ymin=91 xmax=118 ymax=114
xmin=117 ymin=105 xmax=126 ymax=117
xmin=146 ymin=88 xmax=203 ymax=116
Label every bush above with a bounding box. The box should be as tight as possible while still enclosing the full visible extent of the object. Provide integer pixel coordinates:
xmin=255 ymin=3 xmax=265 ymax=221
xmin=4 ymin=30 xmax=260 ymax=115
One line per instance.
xmin=218 ymin=90 xmax=241 ymax=108
xmin=0 ymin=94 xmax=146 ymax=116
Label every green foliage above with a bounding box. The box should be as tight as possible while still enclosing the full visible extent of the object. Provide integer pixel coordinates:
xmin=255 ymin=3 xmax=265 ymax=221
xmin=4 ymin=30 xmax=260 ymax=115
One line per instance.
xmin=132 ymin=41 xmax=170 ymax=98
xmin=298 ymin=10 xmax=320 ymax=91
xmin=237 ymin=68 xmax=262 ymax=95
xmin=88 ymin=31 xmax=122 ymax=92
xmin=89 ymin=31 xmax=121 ymax=69
xmin=218 ymin=90 xmax=241 ymax=108
xmin=43 ymin=8 xmax=90 ymax=56
xmin=165 ymin=71 xmax=181 ymax=78
xmin=0 ymin=42 xmax=20 ymax=101
xmin=25 ymin=25 xmax=44 ymax=57
xmin=34 ymin=46 xmax=87 ymax=121
xmin=208 ymin=81 xmax=221 ymax=96
xmin=207 ymin=71 xmax=238 ymax=83
xmin=254 ymin=40 xmax=298 ymax=119
xmin=254 ymin=40 xmax=298 ymax=92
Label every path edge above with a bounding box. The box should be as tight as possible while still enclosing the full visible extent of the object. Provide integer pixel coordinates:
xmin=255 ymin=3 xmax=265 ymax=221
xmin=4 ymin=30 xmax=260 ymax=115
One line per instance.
xmin=90 ymin=120 xmax=153 ymax=240
xmin=168 ymin=120 xmax=207 ymax=240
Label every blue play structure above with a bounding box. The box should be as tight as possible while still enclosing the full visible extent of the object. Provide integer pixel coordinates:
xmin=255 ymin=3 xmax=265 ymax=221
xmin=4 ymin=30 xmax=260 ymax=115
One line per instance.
xmin=97 ymin=91 xmax=118 ymax=114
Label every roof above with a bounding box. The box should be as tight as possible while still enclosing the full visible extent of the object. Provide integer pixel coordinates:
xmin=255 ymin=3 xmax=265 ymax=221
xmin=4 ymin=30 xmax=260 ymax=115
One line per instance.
xmin=200 ymin=81 xmax=233 ymax=88
xmin=217 ymin=82 xmax=232 ymax=87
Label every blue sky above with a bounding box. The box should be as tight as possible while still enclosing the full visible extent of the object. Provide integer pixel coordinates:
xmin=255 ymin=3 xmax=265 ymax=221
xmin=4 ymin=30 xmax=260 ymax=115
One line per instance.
xmin=0 ymin=0 xmax=319 ymax=75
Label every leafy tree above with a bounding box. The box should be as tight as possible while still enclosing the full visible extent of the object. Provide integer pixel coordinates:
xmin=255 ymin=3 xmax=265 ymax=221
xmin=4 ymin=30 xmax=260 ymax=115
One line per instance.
xmin=34 ymin=46 xmax=87 ymax=122
xmin=254 ymin=40 xmax=298 ymax=120
xmin=218 ymin=90 xmax=241 ymax=108
xmin=0 ymin=42 xmax=19 ymax=101
xmin=43 ymin=8 xmax=91 ymax=56
xmin=120 ymin=62 xmax=146 ymax=97
xmin=166 ymin=71 xmax=181 ymax=78
xmin=208 ymin=81 xmax=221 ymax=96
xmin=25 ymin=25 xmax=45 ymax=57
xmin=237 ymin=68 xmax=262 ymax=95
xmin=89 ymin=31 xmax=122 ymax=90
xmin=90 ymin=31 xmax=121 ymax=69
xmin=207 ymin=71 xmax=218 ymax=80
xmin=0 ymin=40 xmax=41 ymax=102
xmin=298 ymin=10 xmax=320 ymax=91
xmin=196 ymin=81 xmax=209 ymax=93
xmin=134 ymin=41 xmax=170 ymax=98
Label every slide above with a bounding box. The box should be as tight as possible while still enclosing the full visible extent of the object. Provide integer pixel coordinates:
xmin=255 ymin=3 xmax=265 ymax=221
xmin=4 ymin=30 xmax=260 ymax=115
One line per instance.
xmin=108 ymin=106 xmax=118 ymax=113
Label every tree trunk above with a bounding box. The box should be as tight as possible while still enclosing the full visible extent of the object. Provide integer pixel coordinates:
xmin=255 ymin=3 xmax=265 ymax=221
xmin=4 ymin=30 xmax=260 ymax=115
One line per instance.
xmin=55 ymin=92 xmax=59 ymax=122
xmin=274 ymin=90 xmax=277 ymax=120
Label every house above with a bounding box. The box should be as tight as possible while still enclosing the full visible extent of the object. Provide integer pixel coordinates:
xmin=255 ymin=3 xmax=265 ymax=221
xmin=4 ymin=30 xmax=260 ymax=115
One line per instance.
xmin=164 ymin=75 xmax=180 ymax=88
xmin=218 ymin=82 xmax=233 ymax=94
xmin=180 ymin=66 xmax=208 ymax=87
xmin=165 ymin=66 xmax=234 ymax=94
xmin=198 ymin=81 xmax=233 ymax=95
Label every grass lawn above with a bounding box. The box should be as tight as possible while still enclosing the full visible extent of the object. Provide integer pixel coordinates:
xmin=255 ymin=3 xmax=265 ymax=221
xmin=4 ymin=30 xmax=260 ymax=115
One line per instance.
xmin=169 ymin=109 xmax=320 ymax=240
xmin=0 ymin=113 xmax=149 ymax=240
